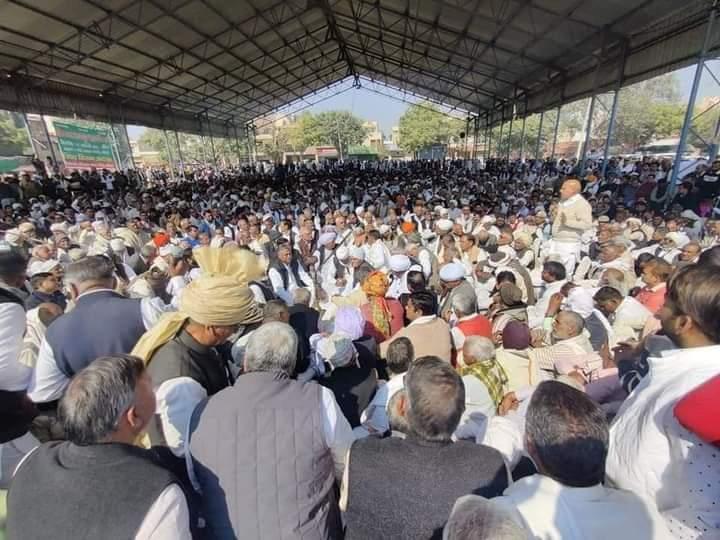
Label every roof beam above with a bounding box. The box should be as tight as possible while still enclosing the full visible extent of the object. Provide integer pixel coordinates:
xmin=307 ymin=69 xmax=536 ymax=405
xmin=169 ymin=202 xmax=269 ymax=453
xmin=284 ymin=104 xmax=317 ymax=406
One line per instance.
xmin=313 ymin=0 xmax=358 ymax=77
xmin=3 ymin=0 xmax=260 ymax=119
xmin=331 ymin=13 xmax=528 ymax=87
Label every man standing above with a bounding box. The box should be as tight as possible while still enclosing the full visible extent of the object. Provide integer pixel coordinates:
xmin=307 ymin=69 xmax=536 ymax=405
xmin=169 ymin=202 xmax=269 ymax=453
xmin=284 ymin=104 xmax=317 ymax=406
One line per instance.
xmin=550 ymin=179 xmax=592 ymax=277
xmin=8 ymin=355 xmax=192 ymax=539
xmin=190 ymin=323 xmax=353 ymax=539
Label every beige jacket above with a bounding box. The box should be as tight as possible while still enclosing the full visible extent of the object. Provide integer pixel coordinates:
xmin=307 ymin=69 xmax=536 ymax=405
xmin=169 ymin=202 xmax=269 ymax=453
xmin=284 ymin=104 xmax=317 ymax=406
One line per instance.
xmin=379 ymin=315 xmax=453 ymax=364
xmin=551 ymin=195 xmax=593 ymax=243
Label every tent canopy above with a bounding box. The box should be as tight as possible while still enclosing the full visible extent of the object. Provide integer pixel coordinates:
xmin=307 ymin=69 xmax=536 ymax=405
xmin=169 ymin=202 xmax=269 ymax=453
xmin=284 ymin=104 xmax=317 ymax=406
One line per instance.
xmin=0 ymin=0 xmax=717 ymax=135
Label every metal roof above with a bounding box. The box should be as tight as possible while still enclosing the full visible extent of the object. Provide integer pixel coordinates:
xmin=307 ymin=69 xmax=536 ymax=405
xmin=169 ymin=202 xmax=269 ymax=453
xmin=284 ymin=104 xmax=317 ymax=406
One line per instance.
xmin=0 ymin=0 xmax=717 ymax=135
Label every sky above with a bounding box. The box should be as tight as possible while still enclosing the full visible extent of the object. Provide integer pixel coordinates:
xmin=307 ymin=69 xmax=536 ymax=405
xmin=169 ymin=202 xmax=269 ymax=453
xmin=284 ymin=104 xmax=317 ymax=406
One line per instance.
xmin=126 ymin=59 xmax=720 ymax=142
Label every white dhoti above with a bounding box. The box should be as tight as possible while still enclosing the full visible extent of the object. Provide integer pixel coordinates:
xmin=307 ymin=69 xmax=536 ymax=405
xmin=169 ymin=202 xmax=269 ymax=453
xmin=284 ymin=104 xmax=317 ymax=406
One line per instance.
xmin=547 ymin=239 xmax=580 ymax=277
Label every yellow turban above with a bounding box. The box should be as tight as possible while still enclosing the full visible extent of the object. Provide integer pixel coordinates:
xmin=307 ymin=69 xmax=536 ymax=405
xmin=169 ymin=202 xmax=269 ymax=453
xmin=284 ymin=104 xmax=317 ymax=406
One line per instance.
xmin=193 ymin=246 xmax=264 ymax=285
xmin=131 ymin=247 xmax=264 ymax=363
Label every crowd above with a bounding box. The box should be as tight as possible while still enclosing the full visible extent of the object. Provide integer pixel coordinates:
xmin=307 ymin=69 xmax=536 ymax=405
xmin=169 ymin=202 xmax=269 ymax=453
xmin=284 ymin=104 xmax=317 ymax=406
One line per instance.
xmin=0 ymin=153 xmax=719 ymax=539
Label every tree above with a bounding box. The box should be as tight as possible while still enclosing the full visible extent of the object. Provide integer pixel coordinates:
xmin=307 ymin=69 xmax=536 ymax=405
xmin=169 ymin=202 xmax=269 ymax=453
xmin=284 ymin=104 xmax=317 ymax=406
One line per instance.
xmin=0 ymin=111 xmax=29 ymax=156
xmin=398 ymin=103 xmax=464 ymax=154
xmin=301 ymin=111 xmax=367 ymax=158
xmin=286 ymin=112 xmax=318 ymax=152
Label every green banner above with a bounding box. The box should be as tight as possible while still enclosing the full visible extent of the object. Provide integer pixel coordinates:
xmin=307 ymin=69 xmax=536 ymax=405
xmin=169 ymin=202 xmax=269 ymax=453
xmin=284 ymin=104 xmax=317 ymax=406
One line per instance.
xmin=53 ymin=121 xmax=115 ymax=169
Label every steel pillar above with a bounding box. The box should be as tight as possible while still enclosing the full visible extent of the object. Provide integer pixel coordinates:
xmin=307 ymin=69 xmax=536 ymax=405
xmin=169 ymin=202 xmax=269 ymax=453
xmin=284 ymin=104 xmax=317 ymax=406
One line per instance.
xmin=173 ymin=130 xmax=184 ymax=177
xmin=535 ymin=111 xmax=544 ymax=159
xmin=233 ymin=123 xmax=243 ymax=165
xmin=550 ymin=107 xmax=561 ymax=160
xmin=206 ymin=114 xmax=217 ymax=167
xmin=124 ymin=125 xmax=137 ymax=169
xmin=601 ymin=90 xmax=620 ymax=178
xmin=497 ymin=120 xmax=504 ymax=159
xmin=669 ymin=1 xmax=718 ymax=196
xmin=162 ymin=129 xmax=175 ymax=181
xmin=487 ymin=119 xmax=494 ymax=161
xmin=506 ymin=114 xmax=514 ymax=160
xmin=579 ymin=95 xmax=597 ymax=174
xmin=519 ymin=115 xmax=527 ymax=162
xmin=38 ymin=114 xmax=58 ymax=165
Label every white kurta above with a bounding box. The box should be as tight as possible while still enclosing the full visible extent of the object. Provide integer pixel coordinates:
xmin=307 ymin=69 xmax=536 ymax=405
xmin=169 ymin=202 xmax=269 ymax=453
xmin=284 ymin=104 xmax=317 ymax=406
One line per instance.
xmin=607 ymin=345 xmax=720 ymax=538
xmin=493 ymin=476 xmax=673 ymax=540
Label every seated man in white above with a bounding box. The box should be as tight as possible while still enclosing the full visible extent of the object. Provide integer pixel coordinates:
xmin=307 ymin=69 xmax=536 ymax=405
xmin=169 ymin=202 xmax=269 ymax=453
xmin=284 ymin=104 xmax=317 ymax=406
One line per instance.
xmin=493 ymin=380 xmax=672 ymax=540
xmin=354 ymin=337 xmax=413 ymax=437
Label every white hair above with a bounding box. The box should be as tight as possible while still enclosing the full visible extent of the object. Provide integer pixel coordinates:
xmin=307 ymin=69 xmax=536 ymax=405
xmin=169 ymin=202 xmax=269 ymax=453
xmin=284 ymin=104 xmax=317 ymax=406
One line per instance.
xmin=463 ymin=336 xmax=495 ymax=363
xmin=451 ymin=289 xmax=478 ymax=317
xmin=444 ymin=495 xmax=530 ymax=540
xmin=244 ymin=322 xmax=298 ymax=376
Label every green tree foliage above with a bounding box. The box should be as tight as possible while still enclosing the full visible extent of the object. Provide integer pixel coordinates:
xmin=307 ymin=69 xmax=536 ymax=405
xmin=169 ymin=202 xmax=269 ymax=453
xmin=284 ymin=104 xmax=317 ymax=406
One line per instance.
xmin=301 ymin=111 xmax=367 ymax=158
xmin=398 ymin=103 xmax=464 ymax=154
xmin=0 ymin=111 xmax=29 ymax=156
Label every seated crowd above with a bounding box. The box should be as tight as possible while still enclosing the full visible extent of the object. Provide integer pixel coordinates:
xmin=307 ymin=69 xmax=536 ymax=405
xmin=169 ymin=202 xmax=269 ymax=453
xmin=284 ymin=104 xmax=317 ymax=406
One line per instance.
xmin=0 ymin=155 xmax=719 ymax=539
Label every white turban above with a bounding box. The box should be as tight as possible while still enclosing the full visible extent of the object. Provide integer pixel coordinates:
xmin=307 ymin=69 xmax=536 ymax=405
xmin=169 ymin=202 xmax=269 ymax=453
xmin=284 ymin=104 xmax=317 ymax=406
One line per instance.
xmin=565 ymin=287 xmax=595 ymax=319
xmin=389 ymin=254 xmax=411 ymax=272
xmin=436 ymin=219 xmax=453 ymax=232
xmin=439 ymin=262 xmax=465 ymax=282
xmin=318 ymin=232 xmax=337 ymax=246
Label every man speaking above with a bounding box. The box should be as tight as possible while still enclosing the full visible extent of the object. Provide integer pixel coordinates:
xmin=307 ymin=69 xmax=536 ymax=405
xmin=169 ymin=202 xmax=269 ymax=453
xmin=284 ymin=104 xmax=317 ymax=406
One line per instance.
xmin=550 ymin=179 xmax=593 ymax=276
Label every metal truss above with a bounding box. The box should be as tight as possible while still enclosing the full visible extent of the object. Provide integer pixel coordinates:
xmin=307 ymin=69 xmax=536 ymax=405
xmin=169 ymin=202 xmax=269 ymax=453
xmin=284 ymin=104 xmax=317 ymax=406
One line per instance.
xmin=0 ymin=0 xmax=717 ymax=138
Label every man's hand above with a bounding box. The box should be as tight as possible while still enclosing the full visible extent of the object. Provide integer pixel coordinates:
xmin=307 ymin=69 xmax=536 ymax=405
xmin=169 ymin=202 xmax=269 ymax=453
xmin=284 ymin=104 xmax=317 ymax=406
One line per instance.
xmin=498 ymin=392 xmax=519 ymax=416
xmin=546 ymin=292 xmax=564 ymax=316
xmin=600 ymin=341 xmax=615 ymax=369
xmin=530 ymin=329 xmax=546 ymax=349
xmin=168 ymin=258 xmax=188 ymax=277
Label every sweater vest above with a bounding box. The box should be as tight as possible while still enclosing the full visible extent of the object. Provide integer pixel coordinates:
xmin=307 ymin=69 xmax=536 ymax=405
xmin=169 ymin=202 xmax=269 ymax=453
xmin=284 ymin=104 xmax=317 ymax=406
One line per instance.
xmin=456 ymin=314 xmax=493 ymax=340
xmin=270 ymin=260 xmax=308 ymax=290
xmin=189 ymin=371 xmax=341 ymax=540
xmin=46 ymin=290 xmax=145 ymax=377
xmin=7 ymin=441 xmax=178 ymax=540
xmin=344 ymin=436 xmax=508 ymax=540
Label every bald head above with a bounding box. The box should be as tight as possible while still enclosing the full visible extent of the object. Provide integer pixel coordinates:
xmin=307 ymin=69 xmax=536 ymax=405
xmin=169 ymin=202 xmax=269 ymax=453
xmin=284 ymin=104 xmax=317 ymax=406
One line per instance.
xmin=554 ymin=310 xmax=585 ymax=340
xmin=560 ymin=179 xmax=581 ymax=201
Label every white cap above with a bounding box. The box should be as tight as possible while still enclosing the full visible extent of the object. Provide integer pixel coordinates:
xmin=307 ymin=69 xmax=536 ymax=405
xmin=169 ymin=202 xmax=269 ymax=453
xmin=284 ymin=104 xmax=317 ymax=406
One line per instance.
xmin=336 ymin=246 xmax=349 ymax=261
xmin=389 ymin=254 xmax=411 ymax=272
xmin=436 ymin=219 xmax=453 ymax=232
xmin=349 ymin=246 xmax=365 ymax=260
xmin=28 ymin=259 xmax=60 ymax=277
xmin=379 ymin=224 xmax=391 ymax=235
xmin=318 ymin=231 xmax=337 ymax=246
xmin=159 ymin=245 xmax=184 ymax=258
xmin=665 ymin=232 xmax=689 ymax=248
xmin=439 ymin=262 xmax=465 ymax=282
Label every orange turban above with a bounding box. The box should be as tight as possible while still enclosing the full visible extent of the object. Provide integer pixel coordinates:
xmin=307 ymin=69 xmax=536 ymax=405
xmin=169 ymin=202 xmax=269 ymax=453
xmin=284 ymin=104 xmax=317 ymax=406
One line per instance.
xmin=362 ymin=271 xmax=389 ymax=298
xmin=153 ymin=232 xmax=170 ymax=248
xmin=401 ymin=222 xmax=416 ymax=234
